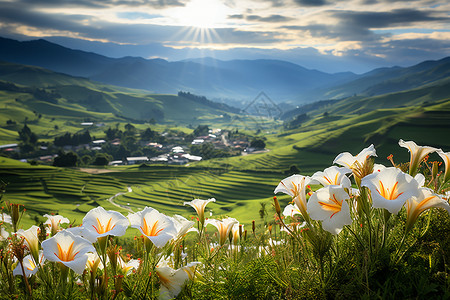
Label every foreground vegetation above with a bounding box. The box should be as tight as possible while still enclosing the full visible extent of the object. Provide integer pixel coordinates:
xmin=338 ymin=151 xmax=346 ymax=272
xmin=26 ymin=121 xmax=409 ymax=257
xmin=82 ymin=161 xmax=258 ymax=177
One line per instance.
xmin=0 ymin=139 xmax=449 ymax=299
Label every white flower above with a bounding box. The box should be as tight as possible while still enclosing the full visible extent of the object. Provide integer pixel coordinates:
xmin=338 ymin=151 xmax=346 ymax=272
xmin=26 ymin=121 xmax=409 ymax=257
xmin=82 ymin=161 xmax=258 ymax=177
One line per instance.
xmin=307 ymin=186 xmax=352 ymax=235
xmin=312 ymin=166 xmax=352 ymax=189
xmin=405 ymin=188 xmax=450 ymax=233
xmin=282 ymin=204 xmax=302 ymax=218
xmin=13 ymin=251 xmax=45 ymax=277
xmin=437 ymin=149 xmax=450 ymax=183
xmin=183 ymin=198 xmax=215 ymax=226
xmin=128 ymin=207 xmax=176 ymax=248
xmin=361 ymin=167 xmax=420 ymax=214
xmin=205 ymin=218 xmax=238 ymax=246
xmin=81 ymin=207 xmax=129 ymax=239
xmin=333 ymin=144 xmax=377 ymax=169
xmin=43 ymin=214 xmax=70 ymax=236
xmin=1 ymin=213 xmax=12 ymax=225
xmin=16 ymin=225 xmax=41 ymax=264
xmin=274 ymin=174 xmax=313 ymax=219
xmin=399 ymin=139 xmax=438 ymax=175
xmin=41 ymin=230 xmax=95 ymax=274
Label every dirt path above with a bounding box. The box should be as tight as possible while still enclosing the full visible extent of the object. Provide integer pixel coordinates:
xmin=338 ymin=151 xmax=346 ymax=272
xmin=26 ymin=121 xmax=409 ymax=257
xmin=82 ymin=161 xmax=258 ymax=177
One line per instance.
xmin=107 ymin=186 xmax=134 ymax=213
xmin=79 ymin=168 xmax=119 ymax=174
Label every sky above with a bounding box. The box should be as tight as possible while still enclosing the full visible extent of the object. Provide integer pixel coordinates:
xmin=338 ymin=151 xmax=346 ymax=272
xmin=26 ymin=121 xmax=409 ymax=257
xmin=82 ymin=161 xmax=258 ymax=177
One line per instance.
xmin=0 ymin=0 xmax=449 ymax=73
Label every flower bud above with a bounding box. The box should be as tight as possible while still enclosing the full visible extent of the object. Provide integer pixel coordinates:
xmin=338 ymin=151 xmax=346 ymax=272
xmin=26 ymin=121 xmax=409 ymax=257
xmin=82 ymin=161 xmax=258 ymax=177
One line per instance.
xmin=273 ymin=197 xmax=281 ymax=217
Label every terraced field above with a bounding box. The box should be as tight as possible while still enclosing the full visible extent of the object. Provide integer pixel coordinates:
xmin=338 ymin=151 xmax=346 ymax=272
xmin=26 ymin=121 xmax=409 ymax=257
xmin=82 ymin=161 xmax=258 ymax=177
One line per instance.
xmin=0 ymin=158 xmax=288 ymax=228
xmin=0 ymin=157 xmax=128 ymax=227
xmin=103 ymin=166 xmax=285 ymax=224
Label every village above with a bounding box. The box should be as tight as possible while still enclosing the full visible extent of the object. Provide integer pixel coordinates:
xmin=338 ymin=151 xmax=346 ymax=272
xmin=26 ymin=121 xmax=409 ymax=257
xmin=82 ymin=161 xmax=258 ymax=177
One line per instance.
xmin=0 ymin=122 xmax=266 ymax=167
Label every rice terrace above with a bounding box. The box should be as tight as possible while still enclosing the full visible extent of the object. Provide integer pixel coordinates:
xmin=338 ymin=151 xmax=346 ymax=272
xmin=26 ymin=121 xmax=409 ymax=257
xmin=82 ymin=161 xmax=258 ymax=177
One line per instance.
xmin=0 ymin=1 xmax=450 ymax=298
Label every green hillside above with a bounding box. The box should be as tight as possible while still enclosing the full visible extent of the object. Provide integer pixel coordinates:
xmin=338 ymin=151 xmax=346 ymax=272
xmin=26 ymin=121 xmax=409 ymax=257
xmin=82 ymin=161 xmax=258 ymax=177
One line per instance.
xmin=201 ymin=83 xmax=450 ymax=174
xmin=1 ymin=60 xmax=449 ymax=229
xmin=0 ymin=61 xmax=242 ymax=144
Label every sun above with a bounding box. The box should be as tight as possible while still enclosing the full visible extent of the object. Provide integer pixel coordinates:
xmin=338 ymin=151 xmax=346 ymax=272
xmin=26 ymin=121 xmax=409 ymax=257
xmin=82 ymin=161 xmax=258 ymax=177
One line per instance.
xmin=171 ymin=0 xmax=230 ymax=28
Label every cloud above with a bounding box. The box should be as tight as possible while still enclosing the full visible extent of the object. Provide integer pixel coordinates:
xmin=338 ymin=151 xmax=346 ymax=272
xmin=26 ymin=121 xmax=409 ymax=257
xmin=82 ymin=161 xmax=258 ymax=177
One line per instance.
xmin=246 ymin=14 xmax=294 ymax=22
xmin=332 ymin=9 xmax=448 ymax=28
xmin=14 ymin=0 xmax=186 ymax=9
xmin=228 ymin=14 xmax=245 ymax=20
xmin=292 ymin=0 xmax=328 ymax=7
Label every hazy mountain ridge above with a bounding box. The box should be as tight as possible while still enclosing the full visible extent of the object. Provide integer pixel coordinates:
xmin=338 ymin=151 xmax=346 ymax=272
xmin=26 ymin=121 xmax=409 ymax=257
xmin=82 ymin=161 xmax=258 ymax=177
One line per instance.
xmin=0 ymin=37 xmax=357 ymax=102
xmin=0 ymin=36 xmax=449 ymax=106
xmin=0 ymin=60 xmax=241 ymax=126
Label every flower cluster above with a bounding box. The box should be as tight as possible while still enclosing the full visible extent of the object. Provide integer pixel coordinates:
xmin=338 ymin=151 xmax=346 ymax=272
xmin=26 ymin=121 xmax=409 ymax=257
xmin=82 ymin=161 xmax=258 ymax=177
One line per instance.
xmin=275 ymin=140 xmax=450 ymax=236
xmin=1 ymin=206 xmax=204 ymax=299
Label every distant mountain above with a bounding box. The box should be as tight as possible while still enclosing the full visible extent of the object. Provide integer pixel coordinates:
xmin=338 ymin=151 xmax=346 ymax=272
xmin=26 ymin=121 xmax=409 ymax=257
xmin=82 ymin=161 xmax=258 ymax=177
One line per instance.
xmin=315 ymin=56 xmax=450 ymax=100
xmin=0 ymin=60 xmax=241 ymax=125
xmin=0 ymin=37 xmax=357 ymax=103
xmin=0 ymin=36 xmax=448 ymax=106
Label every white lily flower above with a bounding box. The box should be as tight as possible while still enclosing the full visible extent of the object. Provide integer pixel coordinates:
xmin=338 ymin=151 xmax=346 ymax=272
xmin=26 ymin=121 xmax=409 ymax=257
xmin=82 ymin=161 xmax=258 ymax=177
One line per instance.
xmin=13 ymin=251 xmax=45 ymax=277
xmin=86 ymin=252 xmax=104 ymax=273
xmin=361 ymin=167 xmax=420 ymax=214
xmin=205 ymin=217 xmax=238 ymax=246
xmin=282 ymin=204 xmax=302 ymax=218
xmin=81 ymin=207 xmax=129 ymax=239
xmin=437 ymin=149 xmax=450 ymax=183
xmin=274 ymin=174 xmax=313 ymax=219
xmin=65 ymin=226 xmax=98 ymax=243
xmin=373 ymin=164 xmax=387 ymax=173
xmin=16 ymin=225 xmax=41 ymax=264
xmin=399 ymin=139 xmax=438 ymax=175
xmin=0 ymin=227 xmax=9 ymax=241
xmin=183 ymin=198 xmax=216 ymax=226
xmin=181 ymin=262 xmax=201 ymax=280
xmin=43 ymin=214 xmax=70 ymax=236
xmin=171 ymin=215 xmax=197 ymax=241
xmin=157 ymin=265 xmax=189 ymax=300
xmin=405 ymin=188 xmax=450 ymax=233
xmin=1 ymin=213 xmax=12 ymax=225
xmin=41 ymin=230 xmax=95 ymax=274
xmin=333 ymin=144 xmax=377 ymax=169
xmin=128 ymin=207 xmax=177 ymax=248
xmin=307 ymin=186 xmax=352 ymax=235
xmin=230 ymin=222 xmax=241 ymax=246
xmin=312 ymin=166 xmax=352 ymax=189
xmin=117 ymin=256 xmax=140 ymax=275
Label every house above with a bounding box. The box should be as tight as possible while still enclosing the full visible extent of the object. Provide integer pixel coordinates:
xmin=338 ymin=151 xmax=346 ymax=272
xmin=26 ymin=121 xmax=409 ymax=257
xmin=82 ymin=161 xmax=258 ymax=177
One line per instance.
xmin=126 ymin=156 xmax=149 ymax=165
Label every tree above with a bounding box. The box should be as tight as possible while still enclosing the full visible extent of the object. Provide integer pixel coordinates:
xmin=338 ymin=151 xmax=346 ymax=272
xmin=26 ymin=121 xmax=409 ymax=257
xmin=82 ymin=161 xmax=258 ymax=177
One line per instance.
xmin=193 ymin=125 xmax=210 ymax=137
xmin=18 ymin=124 xmax=38 ymax=145
xmin=92 ymin=153 xmax=111 ymax=166
xmin=250 ymin=138 xmax=266 ymax=149
xmin=141 ymin=128 xmax=156 ymax=141
xmin=53 ymin=151 xmax=78 ymax=167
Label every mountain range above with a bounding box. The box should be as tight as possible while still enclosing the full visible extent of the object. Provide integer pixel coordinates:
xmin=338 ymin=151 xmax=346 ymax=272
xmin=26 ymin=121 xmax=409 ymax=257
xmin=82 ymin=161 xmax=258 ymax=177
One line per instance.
xmin=0 ymin=38 xmax=450 ymax=107
xmin=1 ymin=36 xmax=448 ymax=106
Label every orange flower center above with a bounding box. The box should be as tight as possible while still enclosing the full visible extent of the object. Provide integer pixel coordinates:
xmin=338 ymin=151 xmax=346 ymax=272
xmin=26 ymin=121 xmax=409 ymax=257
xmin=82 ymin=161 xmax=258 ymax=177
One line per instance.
xmin=141 ymin=219 xmax=163 ymax=236
xmin=318 ymin=194 xmax=342 ymax=218
xmin=54 ymin=241 xmax=80 ymax=262
xmin=92 ymin=217 xmax=116 ymax=234
xmin=376 ymin=181 xmax=403 ymax=200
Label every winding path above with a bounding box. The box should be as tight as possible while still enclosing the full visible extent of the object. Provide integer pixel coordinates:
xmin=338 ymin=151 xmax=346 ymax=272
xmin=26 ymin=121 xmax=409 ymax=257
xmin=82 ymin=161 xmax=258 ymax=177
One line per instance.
xmin=107 ymin=186 xmax=134 ymax=213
